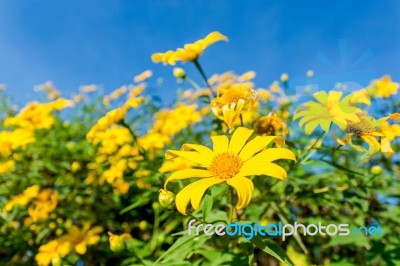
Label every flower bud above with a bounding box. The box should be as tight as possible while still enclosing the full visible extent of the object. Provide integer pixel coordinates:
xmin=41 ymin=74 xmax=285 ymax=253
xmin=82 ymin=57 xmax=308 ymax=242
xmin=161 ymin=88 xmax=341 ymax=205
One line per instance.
xmin=371 ymin=165 xmax=382 ymax=175
xmin=158 ymin=189 xmax=175 ymax=209
xmin=173 ymin=67 xmax=186 ymax=79
xmin=280 ymin=73 xmax=289 ymax=83
xmin=307 ymin=70 xmax=314 ymax=78
xmin=108 ymin=232 xmax=125 ymax=252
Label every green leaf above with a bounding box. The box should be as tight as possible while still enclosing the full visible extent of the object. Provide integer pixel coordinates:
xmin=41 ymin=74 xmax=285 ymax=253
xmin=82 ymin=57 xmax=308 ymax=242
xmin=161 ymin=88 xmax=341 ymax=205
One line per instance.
xmin=202 ymin=194 xmax=213 ymax=222
xmin=249 ymin=235 xmax=293 ymax=265
xmin=154 ymin=233 xmax=211 ymax=265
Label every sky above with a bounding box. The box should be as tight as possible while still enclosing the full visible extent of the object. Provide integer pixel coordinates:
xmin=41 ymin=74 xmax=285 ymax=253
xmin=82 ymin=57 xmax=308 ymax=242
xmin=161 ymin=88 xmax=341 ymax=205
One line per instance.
xmin=0 ymin=0 xmax=399 ymax=104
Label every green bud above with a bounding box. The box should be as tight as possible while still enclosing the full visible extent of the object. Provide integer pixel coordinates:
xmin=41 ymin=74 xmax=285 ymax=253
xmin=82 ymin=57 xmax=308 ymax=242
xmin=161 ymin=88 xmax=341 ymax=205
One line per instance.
xmin=158 ymin=189 xmax=175 ymax=209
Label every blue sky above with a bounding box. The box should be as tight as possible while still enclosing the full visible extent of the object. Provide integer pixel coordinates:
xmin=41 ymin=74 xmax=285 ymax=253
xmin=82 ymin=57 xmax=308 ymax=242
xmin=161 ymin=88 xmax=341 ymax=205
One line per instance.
xmin=0 ymin=1 xmax=399 ymax=104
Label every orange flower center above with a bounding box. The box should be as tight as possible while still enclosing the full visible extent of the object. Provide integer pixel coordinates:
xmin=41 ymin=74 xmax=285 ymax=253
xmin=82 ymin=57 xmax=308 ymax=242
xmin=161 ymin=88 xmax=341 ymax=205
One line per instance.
xmin=208 ymin=152 xmax=242 ymax=179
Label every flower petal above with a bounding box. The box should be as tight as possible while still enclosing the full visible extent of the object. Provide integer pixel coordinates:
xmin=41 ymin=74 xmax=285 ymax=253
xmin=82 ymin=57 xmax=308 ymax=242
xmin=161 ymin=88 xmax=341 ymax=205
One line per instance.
xmin=242 ymin=148 xmax=296 ymax=167
xmin=182 ymin=144 xmax=215 ymax=161
xmin=165 ymin=150 xmax=211 ymax=167
xmin=175 ymin=178 xmax=224 ymax=215
xmin=227 ymin=176 xmax=254 ymax=209
xmin=240 ymin=162 xmax=288 ymax=180
xmin=239 ymin=136 xmax=277 ymax=161
xmin=211 ymin=135 xmax=229 ymax=154
xmin=164 ymin=169 xmax=213 ymax=189
xmin=228 ymin=127 xmax=254 ymax=154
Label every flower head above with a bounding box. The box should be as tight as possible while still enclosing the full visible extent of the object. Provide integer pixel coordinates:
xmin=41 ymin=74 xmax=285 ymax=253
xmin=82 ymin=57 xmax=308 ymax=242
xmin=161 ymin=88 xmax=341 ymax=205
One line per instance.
xmin=163 ymin=127 xmax=296 ymax=215
xmin=294 ymin=91 xmax=365 ymax=134
xmin=367 ymin=75 xmax=399 ymax=98
xmin=151 ymin=31 xmax=228 ymax=65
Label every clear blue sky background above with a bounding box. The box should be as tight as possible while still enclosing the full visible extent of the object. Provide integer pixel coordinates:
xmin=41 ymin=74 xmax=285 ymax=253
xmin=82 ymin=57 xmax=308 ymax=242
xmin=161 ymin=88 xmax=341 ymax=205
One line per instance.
xmin=1 ymin=1 xmax=399 ymax=104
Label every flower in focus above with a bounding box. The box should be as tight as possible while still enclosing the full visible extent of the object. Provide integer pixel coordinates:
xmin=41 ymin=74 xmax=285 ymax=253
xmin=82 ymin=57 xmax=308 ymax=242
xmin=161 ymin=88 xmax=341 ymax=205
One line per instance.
xmin=151 ymin=31 xmax=228 ymax=65
xmin=211 ymin=81 xmax=258 ymax=132
xmin=367 ymin=75 xmax=399 ymax=98
xmin=163 ymin=127 xmax=296 ymax=215
xmin=294 ymin=91 xmax=365 ymax=134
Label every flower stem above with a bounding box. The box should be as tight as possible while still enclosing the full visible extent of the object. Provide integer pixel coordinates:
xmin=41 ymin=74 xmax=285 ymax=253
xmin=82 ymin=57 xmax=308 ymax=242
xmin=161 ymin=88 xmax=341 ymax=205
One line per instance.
xmin=193 ymin=59 xmax=216 ymax=97
xmin=119 ymin=120 xmax=146 ymax=157
xmin=228 ymin=186 xmax=235 ymax=223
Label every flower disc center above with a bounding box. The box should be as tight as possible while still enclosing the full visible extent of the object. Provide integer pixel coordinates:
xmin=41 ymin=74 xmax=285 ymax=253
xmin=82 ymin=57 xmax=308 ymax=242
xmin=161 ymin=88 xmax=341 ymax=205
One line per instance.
xmin=208 ymin=152 xmax=242 ymax=179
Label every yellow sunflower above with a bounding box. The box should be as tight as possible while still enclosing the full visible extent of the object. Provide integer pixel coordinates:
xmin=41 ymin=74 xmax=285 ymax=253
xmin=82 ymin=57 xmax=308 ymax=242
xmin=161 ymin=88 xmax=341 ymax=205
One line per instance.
xmin=151 ymin=31 xmax=228 ymax=65
xmin=163 ymin=127 xmax=296 ymax=215
xmin=293 ymin=91 xmax=364 ymax=134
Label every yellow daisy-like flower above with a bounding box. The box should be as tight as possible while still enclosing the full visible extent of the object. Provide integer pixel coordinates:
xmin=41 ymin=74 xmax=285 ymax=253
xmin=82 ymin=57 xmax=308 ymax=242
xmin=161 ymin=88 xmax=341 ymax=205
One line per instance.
xmin=151 ymin=31 xmax=228 ymax=65
xmin=163 ymin=127 xmax=296 ymax=215
xmin=293 ymin=91 xmax=364 ymax=134
xmin=334 ymin=113 xmax=400 ymax=161
xmin=367 ymin=75 xmax=399 ymax=98
xmin=254 ymin=112 xmax=288 ymax=136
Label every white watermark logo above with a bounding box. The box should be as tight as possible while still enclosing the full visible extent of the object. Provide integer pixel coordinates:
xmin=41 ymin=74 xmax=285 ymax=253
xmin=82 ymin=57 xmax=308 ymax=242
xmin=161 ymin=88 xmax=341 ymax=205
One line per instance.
xmin=187 ymin=219 xmax=383 ymax=241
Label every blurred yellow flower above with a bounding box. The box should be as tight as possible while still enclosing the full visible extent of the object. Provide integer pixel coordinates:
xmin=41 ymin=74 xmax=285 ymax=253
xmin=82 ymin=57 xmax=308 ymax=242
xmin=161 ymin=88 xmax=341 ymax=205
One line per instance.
xmin=80 ymin=84 xmax=97 ymax=93
xmin=163 ymin=127 xmax=296 ymax=215
xmin=367 ymin=75 xmax=399 ymax=98
xmin=134 ymin=70 xmax=153 ymax=83
xmin=66 ymin=223 xmax=103 ymax=255
xmin=294 ymin=91 xmax=364 ymax=134
xmin=3 ymin=184 xmax=40 ymax=212
xmin=108 ymin=232 xmax=132 ymax=252
xmin=334 ymin=113 xmax=400 ymax=161
xmin=35 ymin=239 xmax=71 ymax=266
xmin=254 ymin=112 xmax=287 ymax=136
xmin=151 ymin=31 xmax=228 ymax=65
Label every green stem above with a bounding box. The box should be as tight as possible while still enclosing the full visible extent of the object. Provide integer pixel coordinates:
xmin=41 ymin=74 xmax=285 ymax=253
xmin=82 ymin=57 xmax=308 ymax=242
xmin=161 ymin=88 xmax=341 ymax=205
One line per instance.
xmin=240 ymin=114 xmax=244 ymax=127
xmin=119 ymin=120 xmax=147 ymax=157
xmin=229 ymin=187 xmax=235 ymax=223
xmin=185 ymin=76 xmax=203 ymax=92
xmin=193 ymin=59 xmax=216 ymax=97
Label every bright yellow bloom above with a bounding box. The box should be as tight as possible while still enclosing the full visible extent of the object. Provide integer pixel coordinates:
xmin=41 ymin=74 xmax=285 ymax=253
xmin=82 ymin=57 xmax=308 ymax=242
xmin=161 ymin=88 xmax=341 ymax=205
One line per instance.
xmin=35 ymin=239 xmax=71 ymax=266
xmin=66 ymin=222 xmax=103 ymax=255
xmin=211 ymin=82 xmax=258 ymax=132
xmin=0 ymin=160 xmax=15 ymax=174
xmin=151 ymin=31 xmax=228 ymax=65
xmin=28 ymin=189 xmax=59 ymax=223
xmin=367 ymin=75 xmax=399 ymax=98
xmin=163 ymin=127 xmax=296 ymax=215
xmin=334 ymin=113 xmax=400 ymax=161
xmin=3 ymin=185 xmax=40 ymax=212
xmin=294 ymin=91 xmax=364 ymax=134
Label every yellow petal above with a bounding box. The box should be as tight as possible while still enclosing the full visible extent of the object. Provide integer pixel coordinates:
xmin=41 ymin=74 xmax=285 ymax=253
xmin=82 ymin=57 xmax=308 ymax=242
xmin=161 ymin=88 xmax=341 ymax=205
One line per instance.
xmin=164 ymin=169 xmax=213 ymax=189
xmin=240 ymin=162 xmax=288 ymax=180
xmin=304 ymin=119 xmax=320 ymax=135
xmin=165 ymin=150 xmax=211 ymax=167
xmin=227 ymin=176 xmax=254 ymax=209
xmin=380 ymin=137 xmax=394 ymax=156
xmin=239 ymin=136 xmax=278 ymax=161
xmin=182 ymin=144 xmax=215 ymax=161
xmin=211 ymin=135 xmax=229 ymax=154
xmin=228 ymin=127 xmax=254 ymax=154
xmin=175 ymin=178 xmax=224 ymax=215
xmin=75 ymin=242 xmax=87 ymax=255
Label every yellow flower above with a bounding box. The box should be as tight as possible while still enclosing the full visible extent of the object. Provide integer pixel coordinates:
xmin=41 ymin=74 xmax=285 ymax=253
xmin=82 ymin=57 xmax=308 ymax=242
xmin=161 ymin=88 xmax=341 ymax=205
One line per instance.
xmin=66 ymin=223 xmax=103 ymax=255
xmin=334 ymin=113 xmax=400 ymax=161
xmin=151 ymin=31 xmax=228 ymax=65
xmin=134 ymin=70 xmax=153 ymax=83
xmin=163 ymin=127 xmax=296 ymax=215
xmin=28 ymin=189 xmax=59 ymax=222
xmin=108 ymin=232 xmax=133 ymax=252
xmin=211 ymin=83 xmax=258 ymax=131
xmin=0 ymin=160 xmax=15 ymax=174
xmin=254 ymin=112 xmax=287 ymax=136
xmin=367 ymin=75 xmax=399 ymax=98
xmin=294 ymin=91 xmax=364 ymax=134
xmin=80 ymin=84 xmax=97 ymax=93
xmin=35 ymin=239 xmax=71 ymax=266
xmin=3 ymin=185 xmax=40 ymax=212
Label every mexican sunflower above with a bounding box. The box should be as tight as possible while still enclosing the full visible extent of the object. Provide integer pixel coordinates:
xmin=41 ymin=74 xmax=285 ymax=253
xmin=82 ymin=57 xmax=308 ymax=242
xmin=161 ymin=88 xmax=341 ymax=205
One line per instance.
xmin=151 ymin=31 xmax=228 ymax=65
xmin=293 ymin=91 xmax=366 ymax=134
xmin=163 ymin=127 xmax=296 ymax=215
